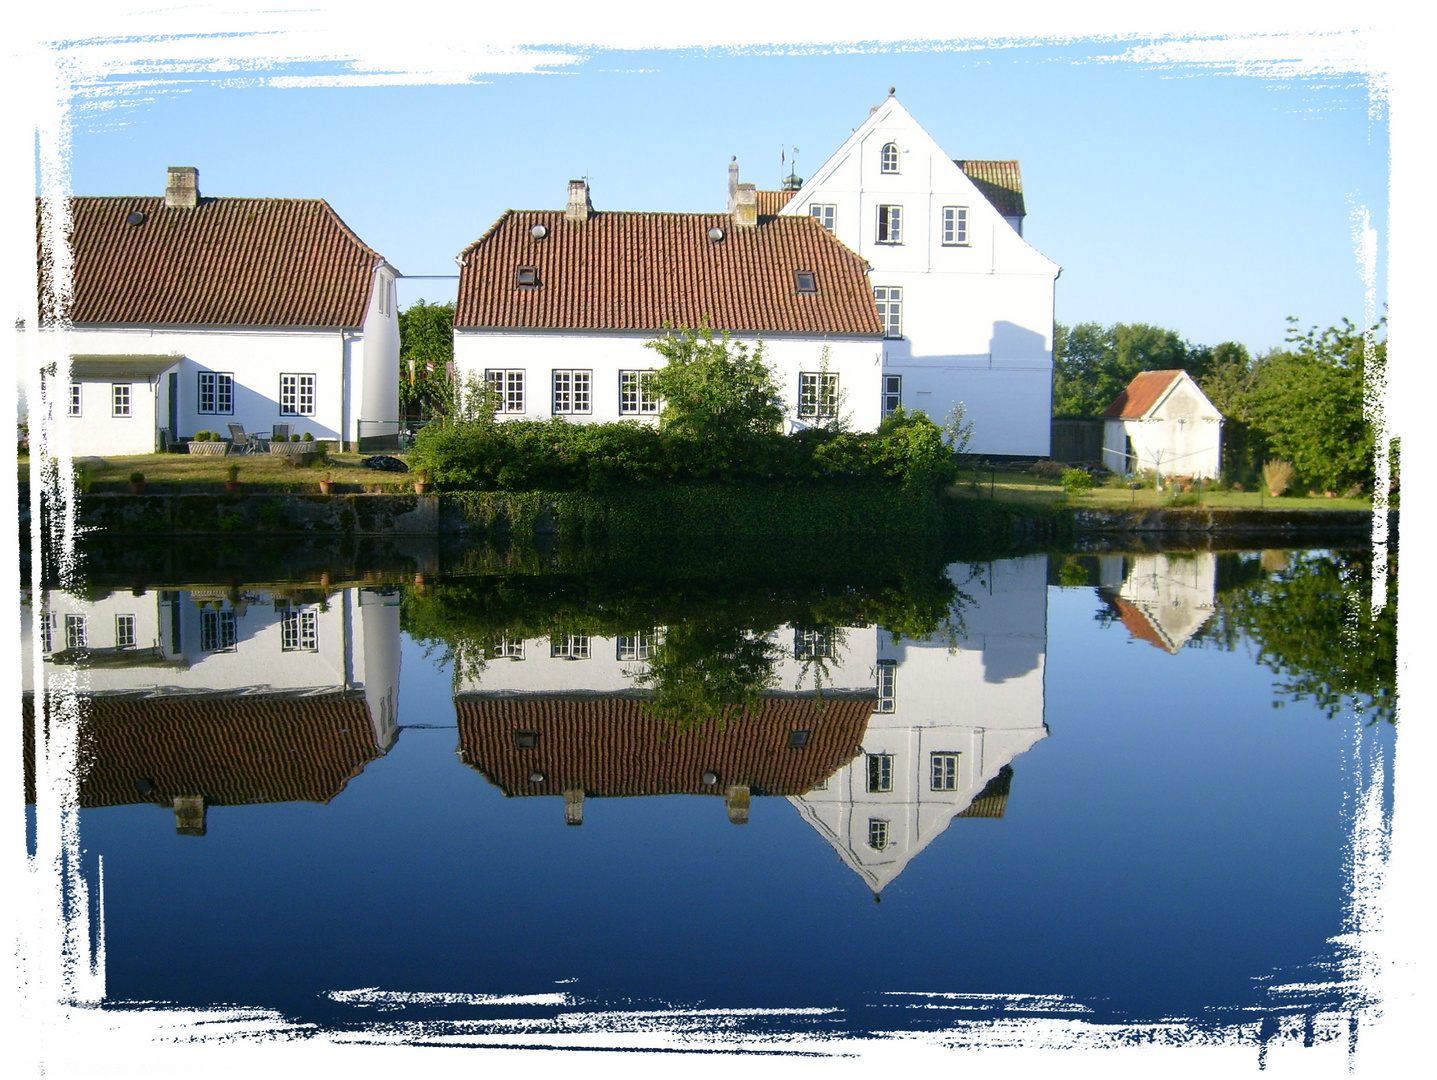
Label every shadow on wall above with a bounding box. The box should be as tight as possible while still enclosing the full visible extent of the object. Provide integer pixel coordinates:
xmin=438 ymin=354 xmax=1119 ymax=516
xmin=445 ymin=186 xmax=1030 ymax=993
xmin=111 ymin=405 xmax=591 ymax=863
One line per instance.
xmin=880 ymin=321 xmax=1049 ymax=364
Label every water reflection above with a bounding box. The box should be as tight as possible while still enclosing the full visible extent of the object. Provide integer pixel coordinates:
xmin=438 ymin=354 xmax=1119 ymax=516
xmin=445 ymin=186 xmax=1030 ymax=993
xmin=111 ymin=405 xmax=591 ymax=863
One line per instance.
xmin=1098 ymin=551 xmax=1217 ymax=653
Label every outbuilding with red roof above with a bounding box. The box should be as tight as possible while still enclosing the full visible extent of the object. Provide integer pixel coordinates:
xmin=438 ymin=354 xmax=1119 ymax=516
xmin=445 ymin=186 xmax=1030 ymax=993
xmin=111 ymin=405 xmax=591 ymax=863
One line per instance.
xmin=1100 ymin=369 xmax=1224 ymax=480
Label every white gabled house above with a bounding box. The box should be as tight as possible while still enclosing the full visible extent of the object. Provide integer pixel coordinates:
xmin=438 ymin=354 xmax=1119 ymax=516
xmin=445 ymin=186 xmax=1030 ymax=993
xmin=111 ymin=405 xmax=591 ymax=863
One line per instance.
xmin=37 ymin=167 xmax=399 ymax=456
xmin=1100 ymin=369 xmax=1224 ymax=480
xmin=777 ymin=93 xmax=1061 ymax=455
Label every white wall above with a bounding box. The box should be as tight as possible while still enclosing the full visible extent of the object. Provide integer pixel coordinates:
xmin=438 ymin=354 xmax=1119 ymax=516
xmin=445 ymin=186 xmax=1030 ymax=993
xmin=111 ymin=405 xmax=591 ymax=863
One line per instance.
xmin=358 ymin=265 xmax=401 ymax=433
xmin=779 ymin=98 xmax=1059 ymax=455
xmin=66 ymin=377 xmax=165 ymax=456
xmin=1105 ymin=376 xmax=1223 ymax=480
xmin=454 ymin=330 xmax=883 ymax=431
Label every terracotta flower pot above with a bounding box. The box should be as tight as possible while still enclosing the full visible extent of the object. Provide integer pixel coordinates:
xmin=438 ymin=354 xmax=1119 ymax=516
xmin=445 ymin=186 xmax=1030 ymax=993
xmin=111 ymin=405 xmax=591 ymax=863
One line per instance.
xmin=414 ymin=481 xmax=432 ymax=494
xmin=319 ymin=481 xmax=336 ymax=495
xmin=225 ymin=481 xmax=243 ymax=494
xmin=128 ymin=481 xmax=146 ymax=495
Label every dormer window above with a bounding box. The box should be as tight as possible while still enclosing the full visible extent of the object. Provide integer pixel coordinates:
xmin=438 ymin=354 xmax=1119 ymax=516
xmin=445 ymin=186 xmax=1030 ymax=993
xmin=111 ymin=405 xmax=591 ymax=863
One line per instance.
xmin=795 ymin=270 xmax=817 ymax=294
xmin=516 ymin=266 xmax=539 ymax=289
xmin=880 ymin=142 xmax=899 ymax=173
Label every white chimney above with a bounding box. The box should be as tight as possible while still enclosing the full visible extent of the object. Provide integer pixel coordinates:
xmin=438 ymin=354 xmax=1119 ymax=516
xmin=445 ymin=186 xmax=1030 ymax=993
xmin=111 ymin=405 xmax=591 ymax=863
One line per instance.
xmin=565 ymin=179 xmax=592 ymax=223
xmin=727 ymin=156 xmax=740 ymax=213
xmin=165 ymin=166 xmax=199 ymax=209
xmin=733 ymin=183 xmax=757 ymax=228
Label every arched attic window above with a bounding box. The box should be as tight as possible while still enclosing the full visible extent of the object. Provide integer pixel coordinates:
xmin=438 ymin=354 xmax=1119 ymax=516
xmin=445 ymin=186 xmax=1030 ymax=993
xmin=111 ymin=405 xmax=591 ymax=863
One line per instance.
xmin=880 ymin=142 xmax=899 ymax=174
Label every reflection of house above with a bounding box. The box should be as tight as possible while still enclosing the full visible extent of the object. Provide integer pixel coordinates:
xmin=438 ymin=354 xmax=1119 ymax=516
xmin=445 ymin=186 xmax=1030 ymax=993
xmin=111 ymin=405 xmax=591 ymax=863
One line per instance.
xmin=23 ymin=584 xmax=401 ymax=833
xmin=1098 ymin=552 xmax=1217 ymax=653
xmin=1101 ymin=370 xmax=1223 ymax=480
xmin=776 ymin=94 xmax=1060 ymax=454
xmin=35 ymin=167 xmax=399 ymax=454
xmin=787 ymin=556 xmax=1050 ymax=896
xmin=455 ymin=692 xmax=872 ymax=825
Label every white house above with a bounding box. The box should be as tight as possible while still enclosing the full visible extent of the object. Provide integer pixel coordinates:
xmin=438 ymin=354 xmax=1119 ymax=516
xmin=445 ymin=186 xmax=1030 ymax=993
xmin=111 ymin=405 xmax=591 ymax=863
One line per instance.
xmin=452 ymin=178 xmax=883 ymax=430
xmin=37 ymin=167 xmax=400 ymax=455
xmin=1098 ymin=551 xmax=1218 ymax=653
xmin=777 ymin=93 xmax=1061 ymax=455
xmin=1100 ymin=369 xmax=1224 ymax=480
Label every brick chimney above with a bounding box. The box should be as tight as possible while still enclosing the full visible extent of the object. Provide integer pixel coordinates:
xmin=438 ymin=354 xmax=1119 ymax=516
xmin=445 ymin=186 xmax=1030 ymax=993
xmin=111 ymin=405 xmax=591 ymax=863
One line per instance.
xmin=727 ymin=156 xmax=740 ymax=213
xmin=565 ymin=179 xmax=592 ymax=223
xmin=733 ymin=183 xmax=757 ymax=228
xmin=165 ymin=166 xmax=199 ymax=209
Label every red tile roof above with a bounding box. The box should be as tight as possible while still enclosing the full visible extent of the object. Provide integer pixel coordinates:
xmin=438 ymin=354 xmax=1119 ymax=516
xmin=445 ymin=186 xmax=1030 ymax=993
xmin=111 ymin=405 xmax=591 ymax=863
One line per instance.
xmin=40 ymin=197 xmax=383 ymax=328
xmin=1102 ymin=370 xmax=1185 ymax=419
xmin=1107 ymin=597 xmax=1178 ymax=653
xmin=454 ymin=211 xmax=881 ymax=335
xmin=455 ymin=693 xmax=873 ymax=798
xmin=954 ymin=160 xmax=1026 ymax=218
xmin=755 ymin=190 xmax=796 ymax=216
xmin=22 ymin=691 xmax=385 ymax=808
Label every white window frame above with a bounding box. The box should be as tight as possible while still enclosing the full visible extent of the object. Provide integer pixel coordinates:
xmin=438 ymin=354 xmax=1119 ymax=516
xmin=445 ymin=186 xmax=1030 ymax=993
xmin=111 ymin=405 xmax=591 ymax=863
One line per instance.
xmin=880 ymin=142 xmax=900 ymax=174
xmin=794 ymin=627 xmax=834 ymax=660
xmin=930 ymin=752 xmax=960 ymax=791
xmin=198 ymin=371 xmax=235 ymax=415
xmin=491 ymin=637 xmax=525 ymax=659
xmin=281 ymin=608 xmax=319 ymax=652
xmin=280 ymin=373 xmax=316 ymax=416
xmin=68 ymin=384 xmax=81 ymax=417
xmin=552 ymin=369 xmax=592 ymax=415
xmin=942 ymin=206 xmax=970 ymax=245
xmin=619 ymin=370 xmax=660 ymax=415
xmin=876 ymin=205 xmax=903 ymax=244
xmin=866 ymin=753 xmax=894 ymax=793
xmin=881 ymin=374 xmax=902 ymax=420
xmin=551 ymin=634 xmax=590 ymax=660
xmin=486 ymin=369 xmax=525 ymax=414
xmin=875 ymin=659 xmax=896 ymax=713
xmin=874 ymin=286 xmax=903 ymax=338
xmin=798 ymin=372 xmax=839 ymax=420
xmin=200 ymin=609 xmax=237 ymax=653
xmin=64 ymin=614 xmax=87 ymax=650
xmin=111 ymin=383 xmax=132 ymax=417
xmin=617 ymin=633 xmax=655 ymax=661
xmin=809 ymin=203 xmax=836 ymax=230
xmin=41 ymin=612 xmax=55 ymax=653
xmin=114 ymin=614 xmax=136 ymax=649
xmin=868 ymin=818 xmax=890 ymax=850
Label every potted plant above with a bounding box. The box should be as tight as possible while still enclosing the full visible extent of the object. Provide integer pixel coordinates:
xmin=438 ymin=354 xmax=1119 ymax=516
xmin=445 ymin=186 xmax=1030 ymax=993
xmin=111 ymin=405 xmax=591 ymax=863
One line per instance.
xmin=225 ymin=463 xmax=243 ymax=493
xmin=413 ymin=468 xmax=433 ymax=494
xmin=318 ymin=470 xmax=336 ymax=495
xmin=128 ymin=471 xmax=146 ymax=495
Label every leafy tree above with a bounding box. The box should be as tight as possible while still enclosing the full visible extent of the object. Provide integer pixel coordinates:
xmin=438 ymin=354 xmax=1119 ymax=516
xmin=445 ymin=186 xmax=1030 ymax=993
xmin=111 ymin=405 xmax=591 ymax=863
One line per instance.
xmin=398 ymin=299 xmax=456 ymax=418
xmin=646 ymin=325 xmax=785 ymax=440
xmin=1247 ymin=317 xmax=1384 ymax=493
xmin=1052 ymin=321 xmax=1190 ymax=417
xmin=1189 ymin=340 xmax=1269 ymax=482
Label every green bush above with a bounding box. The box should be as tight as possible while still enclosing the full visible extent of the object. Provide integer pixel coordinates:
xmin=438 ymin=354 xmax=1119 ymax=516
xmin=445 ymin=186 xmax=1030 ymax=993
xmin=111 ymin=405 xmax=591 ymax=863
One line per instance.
xmin=1061 ymin=468 xmax=1094 ymax=495
xmin=302 ymin=432 xmax=314 ymax=442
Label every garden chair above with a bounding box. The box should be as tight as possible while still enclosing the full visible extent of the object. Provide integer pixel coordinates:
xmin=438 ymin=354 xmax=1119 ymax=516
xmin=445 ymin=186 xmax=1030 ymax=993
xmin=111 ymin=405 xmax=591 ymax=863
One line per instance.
xmin=227 ymin=423 xmax=264 ymax=454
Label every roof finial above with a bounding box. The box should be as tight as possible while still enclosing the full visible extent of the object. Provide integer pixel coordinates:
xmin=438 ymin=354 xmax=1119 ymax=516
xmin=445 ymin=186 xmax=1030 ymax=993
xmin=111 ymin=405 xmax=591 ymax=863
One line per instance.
xmin=888 ymin=86 xmax=896 ymax=97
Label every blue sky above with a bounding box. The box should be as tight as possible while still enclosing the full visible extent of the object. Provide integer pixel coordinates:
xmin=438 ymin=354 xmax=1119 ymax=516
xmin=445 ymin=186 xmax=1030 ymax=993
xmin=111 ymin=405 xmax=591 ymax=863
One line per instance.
xmin=61 ymin=38 xmax=1387 ymax=354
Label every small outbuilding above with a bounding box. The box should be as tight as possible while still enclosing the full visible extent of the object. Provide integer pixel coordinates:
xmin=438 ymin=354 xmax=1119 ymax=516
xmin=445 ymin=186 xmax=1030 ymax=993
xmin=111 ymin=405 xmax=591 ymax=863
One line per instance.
xmin=1101 ymin=369 xmax=1223 ymax=481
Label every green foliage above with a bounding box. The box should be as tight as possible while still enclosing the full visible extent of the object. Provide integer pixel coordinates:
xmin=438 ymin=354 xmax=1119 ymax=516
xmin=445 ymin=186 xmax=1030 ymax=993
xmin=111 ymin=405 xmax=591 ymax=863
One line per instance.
xmin=646 ymin=325 xmax=784 ymax=453
xmin=1052 ymin=321 xmax=1191 ymax=418
xmin=302 ymin=432 xmax=314 ymax=442
xmin=398 ymin=299 xmax=456 ymax=417
xmin=629 ymin=623 xmax=784 ymax=731
xmin=128 ymin=471 xmax=145 ymax=484
xmin=1061 ymin=468 xmax=1094 ymax=495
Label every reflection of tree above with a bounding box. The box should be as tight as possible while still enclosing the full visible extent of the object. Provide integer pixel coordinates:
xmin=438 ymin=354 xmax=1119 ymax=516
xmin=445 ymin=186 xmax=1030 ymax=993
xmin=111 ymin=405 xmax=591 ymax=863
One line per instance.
xmin=628 ymin=623 xmax=784 ymax=731
xmin=1192 ymin=549 xmax=1396 ymax=723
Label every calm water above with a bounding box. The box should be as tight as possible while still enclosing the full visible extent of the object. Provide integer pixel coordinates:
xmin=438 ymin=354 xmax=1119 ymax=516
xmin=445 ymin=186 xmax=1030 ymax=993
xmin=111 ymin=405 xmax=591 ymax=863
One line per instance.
xmin=23 ymin=540 xmax=1396 ymax=1040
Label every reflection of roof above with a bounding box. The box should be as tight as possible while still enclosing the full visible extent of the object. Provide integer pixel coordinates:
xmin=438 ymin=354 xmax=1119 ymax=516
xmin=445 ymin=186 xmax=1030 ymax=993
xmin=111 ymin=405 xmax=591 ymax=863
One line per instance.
xmin=43 ymin=196 xmax=383 ymax=328
xmin=22 ymin=691 xmax=383 ymax=808
xmin=1110 ymin=596 xmax=1177 ymax=653
xmin=954 ymin=160 xmax=1026 ymax=218
xmin=955 ymin=765 xmax=1014 ymax=818
xmin=456 ymin=693 xmax=873 ymax=798
xmin=454 ymin=211 xmax=881 ymax=335
xmin=1101 ymin=370 xmax=1185 ymax=419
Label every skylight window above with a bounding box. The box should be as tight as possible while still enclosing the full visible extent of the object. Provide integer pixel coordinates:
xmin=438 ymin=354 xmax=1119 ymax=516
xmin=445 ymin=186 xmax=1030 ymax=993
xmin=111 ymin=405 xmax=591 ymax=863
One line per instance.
xmin=516 ymin=266 xmax=539 ymax=289
xmin=795 ymin=270 xmax=817 ymax=294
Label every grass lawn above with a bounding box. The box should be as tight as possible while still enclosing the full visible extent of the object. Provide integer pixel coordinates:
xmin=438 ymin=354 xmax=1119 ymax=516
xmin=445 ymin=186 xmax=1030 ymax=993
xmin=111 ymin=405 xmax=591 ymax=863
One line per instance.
xmin=948 ymin=468 xmax=1374 ymax=512
xmin=18 ymin=451 xmax=420 ymax=493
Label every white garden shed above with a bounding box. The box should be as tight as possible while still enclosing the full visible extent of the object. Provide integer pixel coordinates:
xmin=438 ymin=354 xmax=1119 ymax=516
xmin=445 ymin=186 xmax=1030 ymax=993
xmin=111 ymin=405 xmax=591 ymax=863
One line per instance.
xmin=1101 ymin=369 xmax=1223 ymax=481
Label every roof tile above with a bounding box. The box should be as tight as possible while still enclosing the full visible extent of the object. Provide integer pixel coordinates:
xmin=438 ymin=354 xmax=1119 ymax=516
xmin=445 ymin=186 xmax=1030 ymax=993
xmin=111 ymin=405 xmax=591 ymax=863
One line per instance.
xmin=1101 ymin=370 xmax=1186 ymax=419
xmin=954 ymin=160 xmax=1026 ymax=218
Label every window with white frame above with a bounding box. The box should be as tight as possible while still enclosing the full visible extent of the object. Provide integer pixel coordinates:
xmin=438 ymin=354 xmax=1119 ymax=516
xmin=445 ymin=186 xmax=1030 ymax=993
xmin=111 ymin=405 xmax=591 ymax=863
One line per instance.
xmin=875 ymin=659 xmax=896 ymax=713
xmin=794 ymin=627 xmax=834 ymax=660
xmin=809 ymin=203 xmax=836 ymax=230
xmin=64 ymin=614 xmax=87 ymax=650
xmin=551 ymin=635 xmax=590 ymax=659
xmin=876 ymin=204 xmax=903 ymax=244
xmin=280 ymin=374 xmax=316 ymax=416
xmin=881 ymin=374 xmax=902 ymax=419
xmin=40 ymin=612 xmax=55 ymax=652
xmin=68 ymin=384 xmax=81 ymax=417
xmin=880 ymin=142 xmax=899 ymax=173
xmin=552 ymin=369 xmax=591 ymax=414
xmin=115 ymin=614 xmax=136 ymax=649
xmin=930 ymin=752 xmax=960 ymax=791
xmin=617 ymin=633 xmax=655 ymax=661
xmin=874 ymin=286 xmax=903 ymax=338
xmin=491 ymin=637 xmax=525 ymax=659
xmin=942 ymin=206 xmax=970 ymax=245
xmin=200 ymin=609 xmax=236 ymax=652
xmin=619 ymin=370 xmax=660 ymax=415
xmin=868 ymin=818 xmax=890 ymax=850
xmin=281 ymin=608 xmax=319 ymax=652
xmin=486 ymin=369 xmax=525 ymax=413
xmin=798 ymin=372 xmax=839 ymax=420
xmin=198 ymin=372 xmax=234 ymax=415
xmin=111 ymin=384 xmax=132 ymax=417
xmin=866 ymin=753 xmax=893 ymax=793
